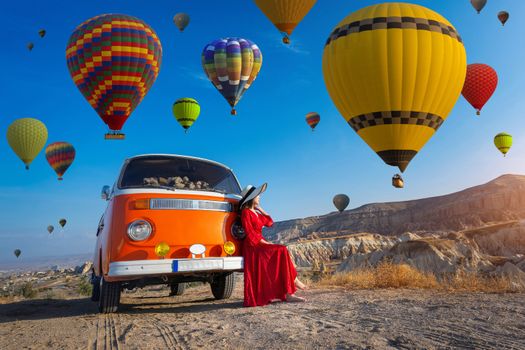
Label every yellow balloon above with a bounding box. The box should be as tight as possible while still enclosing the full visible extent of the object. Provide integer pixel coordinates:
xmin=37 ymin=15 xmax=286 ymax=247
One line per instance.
xmin=7 ymin=118 xmax=48 ymax=169
xmin=323 ymin=3 xmax=467 ymax=172
xmin=253 ymin=0 xmax=316 ymax=43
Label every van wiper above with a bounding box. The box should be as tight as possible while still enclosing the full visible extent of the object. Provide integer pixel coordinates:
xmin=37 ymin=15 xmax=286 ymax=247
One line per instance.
xmin=144 ymin=185 xmax=175 ymax=191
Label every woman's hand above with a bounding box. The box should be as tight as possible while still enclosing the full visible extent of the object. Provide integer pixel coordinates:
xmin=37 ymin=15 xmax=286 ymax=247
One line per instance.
xmin=259 ymin=239 xmax=272 ymax=245
xmin=255 ymin=205 xmax=268 ymax=216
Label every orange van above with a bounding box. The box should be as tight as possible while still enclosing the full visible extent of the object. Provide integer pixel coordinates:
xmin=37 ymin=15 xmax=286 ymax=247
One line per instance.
xmin=90 ymin=154 xmax=244 ymax=313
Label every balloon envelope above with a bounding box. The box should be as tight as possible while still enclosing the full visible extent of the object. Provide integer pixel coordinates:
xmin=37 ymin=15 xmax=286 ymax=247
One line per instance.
xmin=333 ymin=194 xmax=349 ymax=212
xmin=498 ymin=11 xmax=509 ymax=26
xmin=47 ymin=225 xmax=54 ymax=234
xmin=27 ymin=42 xmax=34 ymax=51
xmin=59 ymin=219 xmax=67 ymax=228
xmin=253 ymin=0 xmax=316 ymax=43
xmin=7 ymin=118 xmax=48 ymax=169
xmin=45 ymin=142 xmax=75 ymax=180
xmin=66 ymin=14 xmax=162 ymax=135
xmin=494 ymin=133 xmax=512 ymax=156
xmin=462 ymin=64 xmax=498 ymax=115
xmin=470 ymin=0 xmax=487 ymax=14
xmin=173 ymin=13 xmax=190 ymax=32
xmin=39 ymin=29 xmax=46 ymax=38
xmin=305 ymin=112 xmax=320 ymax=131
xmin=202 ymin=38 xmax=262 ymax=115
xmin=322 ymin=3 xmax=466 ymax=173
xmin=172 ymin=98 xmax=200 ymax=131
xmin=14 ymin=249 xmax=21 ymax=258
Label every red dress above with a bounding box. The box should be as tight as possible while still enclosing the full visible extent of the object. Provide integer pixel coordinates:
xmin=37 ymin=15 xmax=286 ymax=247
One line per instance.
xmin=241 ymin=209 xmax=297 ymax=307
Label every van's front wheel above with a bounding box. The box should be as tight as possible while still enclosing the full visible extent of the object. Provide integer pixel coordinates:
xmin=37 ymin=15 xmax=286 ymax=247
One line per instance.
xmin=210 ymin=272 xmax=235 ymax=300
xmin=98 ymin=277 xmax=121 ymax=313
xmin=170 ymin=282 xmax=186 ymax=296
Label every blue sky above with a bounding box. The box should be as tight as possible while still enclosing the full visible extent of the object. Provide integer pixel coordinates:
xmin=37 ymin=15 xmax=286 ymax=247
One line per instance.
xmin=0 ymin=0 xmax=524 ymax=260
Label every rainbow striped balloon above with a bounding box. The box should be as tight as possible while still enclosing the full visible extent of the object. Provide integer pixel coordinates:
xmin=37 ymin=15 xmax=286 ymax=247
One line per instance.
xmin=45 ymin=142 xmax=76 ymax=180
xmin=201 ymin=38 xmax=262 ymax=115
xmin=66 ymin=14 xmax=162 ymax=137
xmin=305 ymin=112 xmax=320 ymax=131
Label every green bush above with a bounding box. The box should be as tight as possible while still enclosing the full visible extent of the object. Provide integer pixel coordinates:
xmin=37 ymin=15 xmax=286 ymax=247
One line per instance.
xmin=77 ymin=277 xmax=93 ymax=296
xmin=18 ymin=282 xmax=37 ymax=299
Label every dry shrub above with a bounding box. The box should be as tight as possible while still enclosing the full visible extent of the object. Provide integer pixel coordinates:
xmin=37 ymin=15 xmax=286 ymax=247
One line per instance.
xmin=320 ymin=262 xmax=521 ymax=293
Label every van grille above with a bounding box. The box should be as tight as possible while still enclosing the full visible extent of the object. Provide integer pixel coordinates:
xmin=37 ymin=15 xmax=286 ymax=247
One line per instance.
xmin=150 ymin=199 xmax=232 ymax=212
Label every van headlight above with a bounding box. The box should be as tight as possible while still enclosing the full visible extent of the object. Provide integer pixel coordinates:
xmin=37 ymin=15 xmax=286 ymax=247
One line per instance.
xmin=127 ymin=220 xmax=152 ymax=241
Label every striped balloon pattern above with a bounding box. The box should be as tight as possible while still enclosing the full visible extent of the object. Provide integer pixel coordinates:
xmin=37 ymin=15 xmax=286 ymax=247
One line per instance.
xmin=305 ymin=112 xmax=320 ymax=131
xmin=45 ymin=142 xmax=76 ymax=180
xmin=201 ymin=38 xmax=262 ymax=115
xmin=66 ymin=14 xmax=162 ymax=134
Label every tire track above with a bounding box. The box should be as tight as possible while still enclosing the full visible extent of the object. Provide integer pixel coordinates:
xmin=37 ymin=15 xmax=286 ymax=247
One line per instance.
xmin=154 ymin=318 xmax=189 ymax=350
xmin=90 ymin=314 xmax=122 ymax=350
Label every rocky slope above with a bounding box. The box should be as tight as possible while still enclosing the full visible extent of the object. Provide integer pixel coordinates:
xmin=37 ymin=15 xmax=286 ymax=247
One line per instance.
xmin=266 ymin=175 xmax=525 ymax=243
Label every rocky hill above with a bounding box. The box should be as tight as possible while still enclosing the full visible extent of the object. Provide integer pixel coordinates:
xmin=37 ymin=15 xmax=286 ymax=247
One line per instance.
xmin=266 ymin=175 xmax=525 ymax=243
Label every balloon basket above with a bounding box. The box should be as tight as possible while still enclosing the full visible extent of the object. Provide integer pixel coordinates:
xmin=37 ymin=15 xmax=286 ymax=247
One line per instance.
xmin=58 ymin=177 xmax=63 ymax=181
xmin=105 ymin=132 xmax=125 ymax=140
xmin=476 ymin=110 xmax=480 ymax=116
xmin=282 ymin=36 xmax=290 ymax=45
xmin=392 ymin=174 xmax=404 ymax=189
xmin=231 ymin=109 xmax=237 ymax=116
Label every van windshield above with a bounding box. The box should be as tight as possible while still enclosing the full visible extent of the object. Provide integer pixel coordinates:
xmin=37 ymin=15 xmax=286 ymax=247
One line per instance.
xmin=119 ymin=156 xmax=241 ymax=195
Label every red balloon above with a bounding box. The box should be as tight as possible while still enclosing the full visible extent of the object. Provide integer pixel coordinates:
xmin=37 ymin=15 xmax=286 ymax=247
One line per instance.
xmin=462 ymin=64 xmax=498 ymax=115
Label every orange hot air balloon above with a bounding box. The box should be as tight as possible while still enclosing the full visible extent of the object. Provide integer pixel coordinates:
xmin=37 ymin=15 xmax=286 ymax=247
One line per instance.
xmin=66 ymin=14 xmax=162 ymax=139
xmin=45 ymin=142 xmax=75 ymax=180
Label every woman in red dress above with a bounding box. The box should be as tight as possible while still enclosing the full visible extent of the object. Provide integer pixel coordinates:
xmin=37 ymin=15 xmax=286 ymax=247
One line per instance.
xmin=240 ymin=183 xmax=307 ymax=307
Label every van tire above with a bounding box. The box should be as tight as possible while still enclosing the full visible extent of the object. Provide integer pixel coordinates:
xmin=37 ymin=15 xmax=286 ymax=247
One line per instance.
xmin=210 ymin=272 xmax=235 ymax=300
xmin=98 ymin=278 xmax=121 ymax=313
xmin=91 ymin=273 xmax=101 ymax=302
xmin=170 ymin=282 xmax=186 ymax=296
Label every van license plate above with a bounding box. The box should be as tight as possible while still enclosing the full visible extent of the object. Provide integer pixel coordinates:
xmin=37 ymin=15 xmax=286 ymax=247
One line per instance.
xmin=172 ymin=259 xmax=223 ymax=272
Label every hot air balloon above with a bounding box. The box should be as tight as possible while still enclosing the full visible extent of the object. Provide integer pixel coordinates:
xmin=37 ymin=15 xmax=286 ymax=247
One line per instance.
xmin=14 ymin=249 xmax=21 ymax=258
xmin=462 ymin=64 xmax=498 ymax=116
xmin=66 ymin=14 xmax=162 ymax=139
xmin=305 ymin=112 xmax=320 ymax=131
xmin=27 ymin=42 xmax=34 ymax=51
xmin=322 ymin=3 xmax=467 ymax=175
xmin=494 ymin=133 xmax=512 ymax=157
xmin=47 ymin=225 xmax=54 ymax=234
xmin=471 ymin=0 xmax=487 ymax=14
xmin=39 ymin=29 xmax=46 ymax=38
xmin=59 ymin=219 xmax=67 ymax=227
xmin=392 ymin=174 xmax=404 ymax=189
xmin=333 ymin=194 xmax=349 ymax=213
xmin=173 ymin=13 xmax=190 ymax=32
xmin=7 ymin=118 xmax=48 ymax=170
xmin=45 ymin=142 xmax=75 ymax=180
xmin=498 ymin=11 xmax=509 ymax=26
xmin=202 ymin=37 xmax=262 ymax=115
xmin=253 ymin=0 xmax=317 ymax=44
xmin=172 ymin=98 xmax=200 ymax=132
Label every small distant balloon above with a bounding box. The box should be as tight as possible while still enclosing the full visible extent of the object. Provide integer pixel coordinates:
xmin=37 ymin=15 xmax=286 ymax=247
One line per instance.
xmin=39 ymin=29 xmax=46 ymax=38
xmin=172 ymin=98 xmax=200 ymax=132
xmin=59 ymin=219 xmax=67 ymax=228
xmin=14 ymin=249 xmax=21 ymax=258
xmin=45 ymin=142 xmax=76 ymax=180
xmin=305 ymin=112 xmax=320 ymax=131
xmin=47 ymin=225 xmax=54 ymax=234
xmin=470 ymin=0 xmax=487 ymax=14
xmin=173 ymin=13 xmax=190 ymax=32
xmin=333 ymin=194 xmax=349 ymax=213
xmin=494 ymin=133 xmax=512 ymax=157
xmin=27 ymin=42 xmax=34 ymax=51
xmin=498 ymin=11 xmax=509 ymax=26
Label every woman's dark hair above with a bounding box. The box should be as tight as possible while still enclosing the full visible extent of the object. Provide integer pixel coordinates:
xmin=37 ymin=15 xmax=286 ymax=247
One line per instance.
xmin=242 ymin=199 xmax=254 ymax=210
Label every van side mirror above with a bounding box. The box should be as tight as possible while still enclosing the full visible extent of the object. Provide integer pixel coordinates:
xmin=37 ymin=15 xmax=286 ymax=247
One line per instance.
xmin=101 ymin=185 xmax=111 ymax=200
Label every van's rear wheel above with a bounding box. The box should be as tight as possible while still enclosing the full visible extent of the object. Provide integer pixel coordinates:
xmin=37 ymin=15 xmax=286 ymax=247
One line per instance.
xmin=91 ymin=272 xmax=101 ymax=302
xmin=98 ymin=277 xmax=121 ymax=313
xmin=170 ymin=282 xmax=186 ymax=296
xmin=210 ymin=272 xmax=235 ymax=300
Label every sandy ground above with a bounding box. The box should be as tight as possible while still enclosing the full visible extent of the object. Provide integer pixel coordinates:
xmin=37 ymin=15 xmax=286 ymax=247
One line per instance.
xmin=1 ymin=278 xmax=524 ymax=350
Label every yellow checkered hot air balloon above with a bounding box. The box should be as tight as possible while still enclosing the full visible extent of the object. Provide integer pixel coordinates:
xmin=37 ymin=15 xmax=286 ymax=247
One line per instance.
xmin=253 ymin=0 xmax=317 ymax=44
xmin=7 ymin=118 xmax=48 ymax=170
xmin=323 ymin=3 xmax=467 ymax=175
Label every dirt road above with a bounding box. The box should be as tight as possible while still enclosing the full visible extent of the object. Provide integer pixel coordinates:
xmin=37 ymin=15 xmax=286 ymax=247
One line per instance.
xmin=1 ymin=280 xmax=524 ymax=349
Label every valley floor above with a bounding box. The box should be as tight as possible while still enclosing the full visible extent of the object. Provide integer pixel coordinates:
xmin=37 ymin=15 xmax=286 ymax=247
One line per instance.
xmin=1 ymin=282 xmax=524 ymax=350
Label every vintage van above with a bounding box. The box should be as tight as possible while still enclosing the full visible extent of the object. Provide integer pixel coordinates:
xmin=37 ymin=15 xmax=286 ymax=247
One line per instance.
xmin=91 ymin=154 xmax=245 ymax=313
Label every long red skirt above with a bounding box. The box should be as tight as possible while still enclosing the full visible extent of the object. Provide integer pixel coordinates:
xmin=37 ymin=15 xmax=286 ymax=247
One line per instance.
xmin=243 ymin=243 xmax=297 ymax=307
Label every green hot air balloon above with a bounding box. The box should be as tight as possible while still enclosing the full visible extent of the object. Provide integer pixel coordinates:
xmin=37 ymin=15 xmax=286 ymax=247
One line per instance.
xmin=172 ymin=98 xmax=200 ymax=132
xmin=471 ymin=0 xmax=487 ymax=14
xmin=333 ymin=194 xmax=349 ymax=213
xmin=7 ymin=118 xmax=48 ymax=169
xmin=47 ymin=225 xmax=54 ymax=234
xmin=494 ymin=132 xmax=512 ymax=157
xmin=59 ymin=219 xmax=67 ymax=228
xmin=14 ymin=249 xmax=21 ymax=258
xmin=173 ymin=13 xmax=190 ymax=32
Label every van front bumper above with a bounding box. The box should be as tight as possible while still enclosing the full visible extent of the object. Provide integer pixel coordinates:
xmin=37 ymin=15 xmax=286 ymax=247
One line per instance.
xmin=107 ymin=257 xmax=243 ymax=278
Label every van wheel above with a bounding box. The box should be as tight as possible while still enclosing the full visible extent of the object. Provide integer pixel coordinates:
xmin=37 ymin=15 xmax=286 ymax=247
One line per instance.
xmin=91 ymin=272 xmax=101 ymax=302
xmin=98 ymin=277 xmax=121 ymax=313
xmin=170 ymin=282 xmax=186 ymax=296
xmin=210 ymin=272 xmax=235 ymax=300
